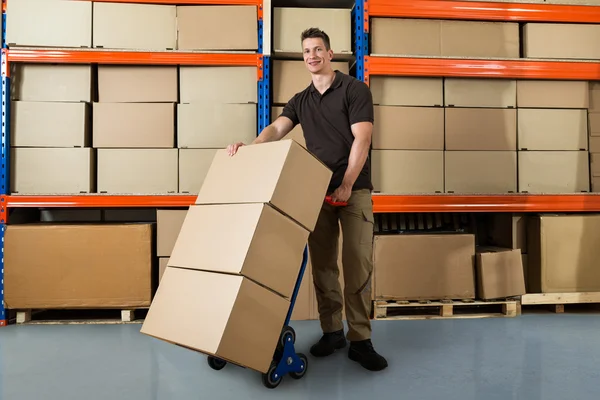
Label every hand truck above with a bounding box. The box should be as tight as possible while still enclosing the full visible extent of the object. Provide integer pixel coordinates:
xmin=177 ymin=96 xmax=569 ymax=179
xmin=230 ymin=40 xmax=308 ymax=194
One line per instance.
xmin=207 ymin=246 xmax=311 ymax=389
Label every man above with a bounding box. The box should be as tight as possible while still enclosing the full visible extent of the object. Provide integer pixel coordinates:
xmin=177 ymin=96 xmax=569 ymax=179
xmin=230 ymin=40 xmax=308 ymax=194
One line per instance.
xmin=227 ymin=28 xmax=387 ymax=372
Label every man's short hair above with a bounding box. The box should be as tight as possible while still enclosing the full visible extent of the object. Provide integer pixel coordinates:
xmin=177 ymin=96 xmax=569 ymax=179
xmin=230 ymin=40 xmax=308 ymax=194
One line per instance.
xmin=300 ymin=27 xmax=331 ymax=51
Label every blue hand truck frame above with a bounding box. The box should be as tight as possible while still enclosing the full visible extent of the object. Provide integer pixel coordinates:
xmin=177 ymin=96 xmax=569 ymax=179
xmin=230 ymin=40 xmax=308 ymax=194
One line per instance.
xmin=206 ymin=246 xmax=311 ymax=389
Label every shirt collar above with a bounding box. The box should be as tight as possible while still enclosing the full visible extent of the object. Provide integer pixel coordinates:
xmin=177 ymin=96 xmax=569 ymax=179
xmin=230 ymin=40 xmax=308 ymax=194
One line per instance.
xmin=309 ymin=70 xmax=343 ymax=93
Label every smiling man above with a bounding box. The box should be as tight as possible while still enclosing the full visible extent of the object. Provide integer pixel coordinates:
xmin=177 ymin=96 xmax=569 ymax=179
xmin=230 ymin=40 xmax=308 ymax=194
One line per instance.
xmin=227 ymin=28 xmax=387 ymax=372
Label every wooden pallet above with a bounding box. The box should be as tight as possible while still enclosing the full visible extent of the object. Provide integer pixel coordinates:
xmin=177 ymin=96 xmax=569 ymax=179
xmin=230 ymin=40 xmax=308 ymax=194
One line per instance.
xmin=520 ymin=292 xmax=600 ymax=313
xmin=373 ymin=299 xmax=519 ymax=320
xmin=14 ymin=308 xmax=148 ymax=325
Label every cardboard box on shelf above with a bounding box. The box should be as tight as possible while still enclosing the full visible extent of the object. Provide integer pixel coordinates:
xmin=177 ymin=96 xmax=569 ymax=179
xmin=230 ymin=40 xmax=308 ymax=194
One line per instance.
xmin=157 ymin=209 xmax=188 ymax=257
xmin=445 ymin=151 xmax=517 ymax=194
xmin=141 ymin=267 xmax=289 ymax=373
xmin=4 ymin=223 xmax=153 ymax=309
xmin=97 ymin=149 xmax=178 ymax=194
xmin=180 ymin=66 xmax=257 ymax=104
xmin=177 ymin=5 xmax=257 ymax=51
xmin=589 ymin=113 xmax=600 ymax=137
xmin=370 ymin=77 xmax=443 ymax=107
xmin=159 ymin=257 xmax=169 ymax=283
xmin=371 ymin=18 xmax=441 ymax=56
xmin=93 ymin=2 xmax=176 ymax=50
xmin=11 ymin=102 xmax=90 ymax=148
xmin=440 ymin=20 xmax=519 ymax=58
xmin=476 ymin=247 xmax=526 ymax=300
xmin=373 ymin=106 xmax=444 ymax=150
xmin=590 ymin=137 xmax=600 ymax=153
xmin=195 ymin=140 xmax=332 ymax=232
xmin=273 ymin=60 xmax=349 ymax=104
xmin=593 ymin=177 xmax=600 ymax=192
xmin=528 ymin=215 xmax=600 ymax=293
xmin=6 ymin=0 xmax=92 ymax=48
xmin=518 ymin=151 xmax=589 ymax=193
xmin=271 ymin=107 xmax=305 ymax=146
xmin=274 ymin=8 xmax=352 ymax=56
xmin=10 ymin=148 xmax=95 ymax=194
xmin=177 ymin=104 xmax=256 ymax=148
xmin=444 ymin=78 xmax=516 ymax=108
xmin=374 ymin=234 xmax=476 ymax=300
xmin=97 ymin=66 xmax=178 ymax=103
xmin=517 ymin=109 xmax=588 ymax=151
xmin=590 ymin=87 xmax=600 ymax=112
xmin=11 ymin=64 xmax=92 ymax=102
xmin=93 ymin=103 xmax=175 ymax=148
xmin=371 ymin=150 xmax=444 ymax=194
xmin=483 ymin=214 xmax=528 ymax=253
xmin=590 ymin=153 xmax=600 ymax=176
xmin=179 ymin=149 xmax=219 ymax=194
xmin=523 ymin=23 xmax=600 ymax=60
xmin=445 ymin=108 xmax=516 ymax=151
xmin=168 ymin=203 xmax=309 ymax=299
xmin=516 ymin=80 xmax=589 ymax=109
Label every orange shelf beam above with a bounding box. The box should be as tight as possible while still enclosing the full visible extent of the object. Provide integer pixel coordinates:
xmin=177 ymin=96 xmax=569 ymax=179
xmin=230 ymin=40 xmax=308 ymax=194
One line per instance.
xmin=364 ymin=56 xmax=600 ymax=83
xmin=367 ymin=0 xmax=600 ymax=28
xmin=4 ymin=195 xmax=197 ymax=209
xmin=372 ymin=194 xmax=600 ymax=213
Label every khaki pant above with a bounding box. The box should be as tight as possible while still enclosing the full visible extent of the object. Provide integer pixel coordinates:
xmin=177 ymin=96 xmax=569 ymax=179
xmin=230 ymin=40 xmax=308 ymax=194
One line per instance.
xmin=308 ymin=189 xmax=374 ymax=342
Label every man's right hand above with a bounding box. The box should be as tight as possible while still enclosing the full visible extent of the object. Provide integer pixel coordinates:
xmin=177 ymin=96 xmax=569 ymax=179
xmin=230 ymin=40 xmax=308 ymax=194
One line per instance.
xmin=227 ymin=142 xmax=245 ymax=156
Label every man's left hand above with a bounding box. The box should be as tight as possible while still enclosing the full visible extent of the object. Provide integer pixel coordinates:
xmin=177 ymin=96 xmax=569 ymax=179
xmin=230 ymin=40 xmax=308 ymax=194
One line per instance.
xmin=331 ymin=184 xmax=352 ymax=203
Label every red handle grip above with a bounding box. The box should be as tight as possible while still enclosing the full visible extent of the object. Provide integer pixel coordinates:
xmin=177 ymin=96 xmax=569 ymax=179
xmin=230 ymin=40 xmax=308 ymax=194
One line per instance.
xmin=325 ymin=196 xmax=348 ymax=207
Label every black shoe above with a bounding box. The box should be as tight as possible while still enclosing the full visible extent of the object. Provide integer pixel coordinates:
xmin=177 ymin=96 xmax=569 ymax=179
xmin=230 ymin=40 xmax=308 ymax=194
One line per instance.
xmin=309 ymin=329 xmax=347 ymax=357
xmin=348 ymin=339 xmax=388 ymax=371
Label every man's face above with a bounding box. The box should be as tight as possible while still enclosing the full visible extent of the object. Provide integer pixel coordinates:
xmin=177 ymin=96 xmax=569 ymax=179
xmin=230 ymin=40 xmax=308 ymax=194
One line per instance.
xmin=302 ymin=37 xmax=332 ymax=74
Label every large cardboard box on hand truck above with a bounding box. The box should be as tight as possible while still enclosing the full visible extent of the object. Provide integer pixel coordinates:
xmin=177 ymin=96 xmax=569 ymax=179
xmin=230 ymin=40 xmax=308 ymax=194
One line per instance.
xmin=141 ymin=139 xmax=332 ymax=374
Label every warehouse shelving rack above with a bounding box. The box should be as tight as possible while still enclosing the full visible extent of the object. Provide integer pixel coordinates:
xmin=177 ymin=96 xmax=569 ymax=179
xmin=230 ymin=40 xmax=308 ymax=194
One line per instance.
xmin=0 ymin=0 xmax=271 ymax=327
xmin=352 ymin=0 xmax=600 ymax=215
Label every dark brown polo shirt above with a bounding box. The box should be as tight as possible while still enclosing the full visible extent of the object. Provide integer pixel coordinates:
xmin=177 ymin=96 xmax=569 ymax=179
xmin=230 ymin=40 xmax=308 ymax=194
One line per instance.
xmin=279 ymin=70 xmax=374 ymax=193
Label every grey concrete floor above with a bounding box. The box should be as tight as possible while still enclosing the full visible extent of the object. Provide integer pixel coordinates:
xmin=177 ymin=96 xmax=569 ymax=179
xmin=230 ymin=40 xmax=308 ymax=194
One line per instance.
xmin=1 ymin=315 xmax=599 ymax=400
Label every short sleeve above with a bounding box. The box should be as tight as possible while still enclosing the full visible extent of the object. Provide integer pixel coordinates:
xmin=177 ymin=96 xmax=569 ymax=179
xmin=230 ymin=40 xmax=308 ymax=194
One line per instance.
xmin=347 ymin=80 xmax=374 ymax=126
xmin=280 ymin=96 xmax=300 ymax=126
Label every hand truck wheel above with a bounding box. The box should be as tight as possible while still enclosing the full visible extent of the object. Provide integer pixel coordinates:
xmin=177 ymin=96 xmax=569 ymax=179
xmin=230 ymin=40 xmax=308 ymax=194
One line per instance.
xmin=288 ymin=352 xmax=308 ymax=380
xmin=279 ymin=325 xmax=296 ymax=348
xmin=261 ymin=361 xmax=283 ymax=389
xmin=207 ymin=356 xmax=227 ymax=371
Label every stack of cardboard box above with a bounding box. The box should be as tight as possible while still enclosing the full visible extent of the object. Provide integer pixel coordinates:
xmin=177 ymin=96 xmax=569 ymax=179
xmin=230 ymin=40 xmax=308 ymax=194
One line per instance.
xmin=141 ymin=140 xmax=332 ymax=373
xmin=516 ymin=80 xmax=590 ymax=193
xmin=95 ymin=66 xmax=179 ymax=194
xmin=10 ymin=64 xmax=95 ymax=194
xmin=589 ymin=83 xmax=600 ymax=192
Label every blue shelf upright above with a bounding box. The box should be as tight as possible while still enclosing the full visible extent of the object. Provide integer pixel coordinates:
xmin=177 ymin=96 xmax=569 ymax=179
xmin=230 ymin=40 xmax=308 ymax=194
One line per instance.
xmin=353 ymin=0 xmax=368 ymax=83
xmin=0 ymin=47 xmax=7 ymax=327
xmin=258 ymin=55 xmax=271 ymax=133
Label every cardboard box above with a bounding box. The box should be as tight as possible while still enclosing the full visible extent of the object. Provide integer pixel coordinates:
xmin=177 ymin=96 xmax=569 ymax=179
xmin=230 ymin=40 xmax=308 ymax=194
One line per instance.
xmin=589 ymin=113 xmax=600 ymax=137
xmin=528 ymin=215 xmax=600 ymax=293
xmin=371 ymin=150 xmax=444 ymax=193
xmin=11 ymin=148 xmax=94 ymax=194
xmin=11 ymin=101 xmax=89 ymax=147
xmin=157 ymin=209 xmax=188 ymax=257
xmin=195 ymin=140 xmax=332 ymax=232
xmin=169 ymin=203 xmax=308 ymax=299
xmin=370 ymin=77 xmax=443 ymax=107
xmin=273 ymin=60 xmax=349 ymax=104
xmin=518 ymin=151 xmax=589 ymax=193
xmin=178 ymin=104 xmax=256 ymax=148
xmin=271 ymin=107 xmax=305 ymax=146
xmin=6 ymin=0 xmax=92 ymax=48
xmin=441 ymin=20 xmax=519 ymax=58
xmin=476 ymin=247 xmax=526 ymax=300
xmin=93 ymin=103 xmax=175 ymax=148
xmin=517 ymin=109 xmax=588 ymax=151
xmin=93 ymin=2 xmax=176 ymax=50
xmin=445 ymin=108 xmax=516 ymax=151
xmin=274 ymin=8 xmax=352 ymax=56
xmin=374 ymin=234 xmax=476 ymax=300
xmin=371 ymin=18 xmax=441 ymax=56
xmin=444 ymin=78 xmax=516 ymax=108
xmin=179 ymin=149 xmax=219 ymax=194
xmin=11 ymin=64 xmax=92 ymax=102
xmin=590 ymin=88 xmax=600 ymax=112
xmin=4 ymin=223 xmax=153 ymax=309
xmin=97 ymin=149 xmax=178 ymax=194
xmin=159 ymin=257 xmax=169 ymax=283
xmin=445 ymin=151 xmax=517 ymax=193
xmin=593 ymin=176 xmax=600 ymax=192
xmin=523 ymin=23 xmax=600 ymax=60
xmin=97 ymin=66 xmax=178 ymax=103
xmin=177 ymin=5 xmax=257 ymax=51
xmin=590 ymin=137 xmax=600 ymax=153
xmin=180 ymin=66 xmax=257 ymax=104
xmin=141 ymin=267 xmax=289 ymax=373
xmin=591 ymin=153 xmax=600 ymax=176
xmin=516 ymin=80 xmax=589 ymax=108
xmin=483 ymin=214 xmax=528 ymax=253
xmin=373 ymin=106 xmax=444 ymax=150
